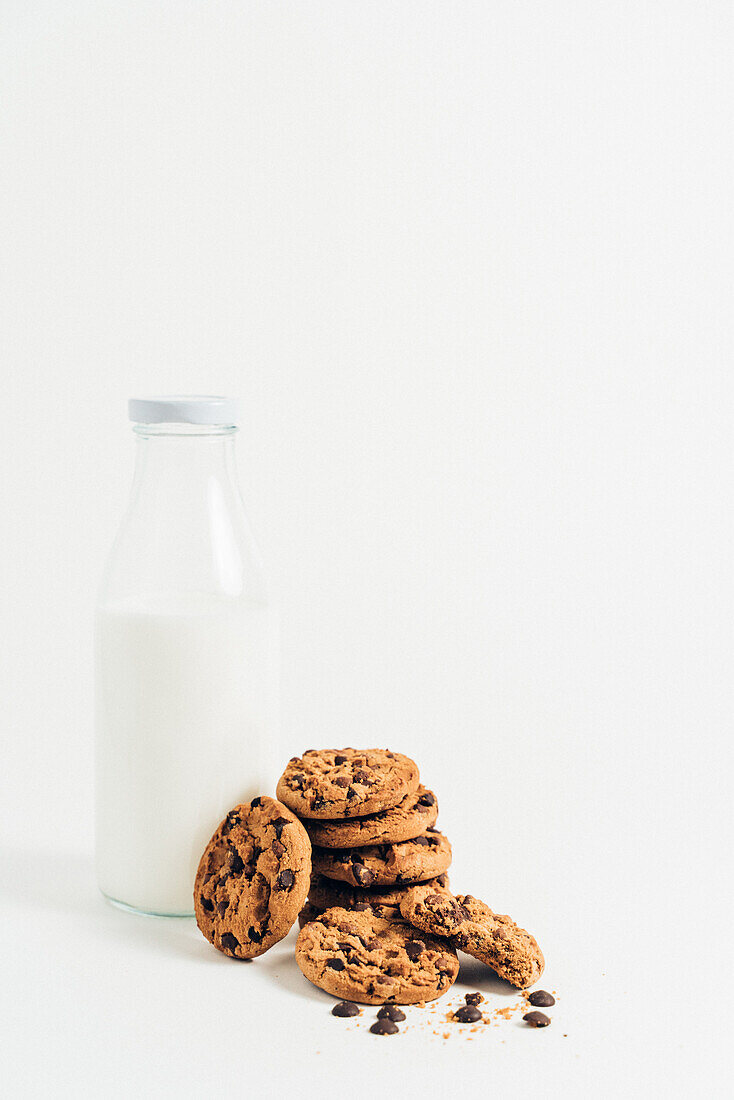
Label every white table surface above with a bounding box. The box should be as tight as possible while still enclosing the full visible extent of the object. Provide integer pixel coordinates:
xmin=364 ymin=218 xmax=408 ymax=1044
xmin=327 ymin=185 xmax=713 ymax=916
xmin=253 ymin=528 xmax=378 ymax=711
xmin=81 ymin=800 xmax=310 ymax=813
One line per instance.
xmin=3 ymin=813 xmax=718 ymax=1099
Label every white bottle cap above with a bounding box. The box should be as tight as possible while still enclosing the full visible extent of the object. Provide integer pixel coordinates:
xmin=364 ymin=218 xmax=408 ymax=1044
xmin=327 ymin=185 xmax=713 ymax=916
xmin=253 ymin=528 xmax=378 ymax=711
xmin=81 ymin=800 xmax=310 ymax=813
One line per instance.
xmin=128 ymin=396 xmax=241 ymax=426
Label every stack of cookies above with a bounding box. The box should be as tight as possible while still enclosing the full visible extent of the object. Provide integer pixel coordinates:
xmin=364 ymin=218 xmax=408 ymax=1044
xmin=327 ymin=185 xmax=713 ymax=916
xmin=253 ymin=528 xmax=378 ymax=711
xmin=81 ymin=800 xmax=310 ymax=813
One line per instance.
xmin=193 ymin=747 xmax=544 ymax=1011
xmin=275 ymin=748 xmax=452 ymax=926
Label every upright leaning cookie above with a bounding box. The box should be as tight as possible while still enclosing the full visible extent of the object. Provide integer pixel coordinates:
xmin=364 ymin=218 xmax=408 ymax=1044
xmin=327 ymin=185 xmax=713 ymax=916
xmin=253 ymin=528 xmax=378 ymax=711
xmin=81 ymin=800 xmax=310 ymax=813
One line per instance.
xmin=312 ymin=830 xmax=452 ymax=888
xmin=194 ymin=796 xmax=311 ymax=959
xmin=398 ymin=886 xmax=544 ymax=988
xmin=302 ymin=786 xmax=439 ymax=848
xmin=277 ymin=748 xmax=419 ymax=819
xmin=295 ymin=906 xmax=459 ymax=1004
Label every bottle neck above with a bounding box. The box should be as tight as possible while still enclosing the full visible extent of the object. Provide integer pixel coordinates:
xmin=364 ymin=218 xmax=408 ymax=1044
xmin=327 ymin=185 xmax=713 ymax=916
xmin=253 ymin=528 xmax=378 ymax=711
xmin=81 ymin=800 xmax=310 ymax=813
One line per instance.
xmin=132 ymin=423 xmax=237 ymax=438
xmin=130 ymin=424 xmax=239 ymax=496
xmin=98 ymin=421 xmax=269 ymax=608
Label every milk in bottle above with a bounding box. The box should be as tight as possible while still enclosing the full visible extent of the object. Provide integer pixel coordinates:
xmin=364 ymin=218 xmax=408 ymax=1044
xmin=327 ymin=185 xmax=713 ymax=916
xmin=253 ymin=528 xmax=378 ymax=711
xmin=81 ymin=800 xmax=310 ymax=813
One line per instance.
xmin=95 ymin=397 xmax=278 ymax=915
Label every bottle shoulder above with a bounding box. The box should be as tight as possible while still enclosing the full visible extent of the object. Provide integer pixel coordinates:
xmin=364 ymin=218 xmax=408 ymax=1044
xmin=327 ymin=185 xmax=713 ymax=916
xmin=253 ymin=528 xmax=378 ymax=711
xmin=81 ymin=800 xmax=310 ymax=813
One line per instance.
xmin=97 ymin=484 xmax=273 ymax=607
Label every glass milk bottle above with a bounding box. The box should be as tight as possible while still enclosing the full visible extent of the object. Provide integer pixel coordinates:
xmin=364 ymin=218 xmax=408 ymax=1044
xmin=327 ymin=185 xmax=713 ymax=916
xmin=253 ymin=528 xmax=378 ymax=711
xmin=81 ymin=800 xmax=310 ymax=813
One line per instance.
xmin=95 ymin=396 xmax=278 ymax=916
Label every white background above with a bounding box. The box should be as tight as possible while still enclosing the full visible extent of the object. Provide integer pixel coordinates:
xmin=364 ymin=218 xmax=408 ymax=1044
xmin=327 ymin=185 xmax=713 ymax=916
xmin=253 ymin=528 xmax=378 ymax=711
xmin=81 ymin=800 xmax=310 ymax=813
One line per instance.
xmin=1 ymin=1 xmax=731 ymax=1096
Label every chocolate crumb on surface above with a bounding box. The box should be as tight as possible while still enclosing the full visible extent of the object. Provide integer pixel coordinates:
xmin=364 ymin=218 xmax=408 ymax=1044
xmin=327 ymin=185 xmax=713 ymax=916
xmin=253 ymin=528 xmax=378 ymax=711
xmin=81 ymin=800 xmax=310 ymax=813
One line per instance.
xmin=528 ymin=990 xmax=555 ymax=1007
xmin=370 ymin=1018 xmax=399 ymax=1035
xmin=523 ymin=1011 xmax=551 ymax=1028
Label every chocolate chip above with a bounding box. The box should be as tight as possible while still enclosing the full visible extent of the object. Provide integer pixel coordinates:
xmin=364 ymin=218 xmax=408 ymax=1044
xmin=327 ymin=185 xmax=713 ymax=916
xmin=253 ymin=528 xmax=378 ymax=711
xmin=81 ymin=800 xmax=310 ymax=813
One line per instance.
xmin=303 ymin=748 xmax=316 ymax=754
xmin=337 ymin=942 xmax=353 ymax=952
xmin=370 ymin=1018 xmax=399 ymax=1035
xmin=271 ymin=839 xmax=286 ymax=858
xmin=523 ymin=1011 xmax=551 ymax=1027
xmin=220 ymin=932 xmax=239 ymax=954
xmin=229 ymin=850 xmax=244 ymax=874
xmin=200 ymin=896 xmax=214 ymax=912
xmin=217 ymin=898 xmax=228 ymax=917
xmin=334 ymin=776 xmax=350 ymax=788
xmin=291 ymin=774 xmax=304 ymax=790
xmin=377 ymin=1005 xmax=406 ymax=1021
xmin=426 ymin=826 xmax=439 ymax=833
xmin=360 ymin=936 xmax=379 ymax=950
xmin=312 ymin=794 xmax=325 ymax=810
xmin=289 ymin=756 xmax=301 ymax=763
xmin=436 ymin=873 xmax=449 ymax=886
xmin=250 ymin=796 xmax=262 ymax=808
xmin=247 ymin=926 xmax=264 ymax=943
xmin=353 ymin=770 xmax=373 ymax=785
xmin=270 ymin=817 xmax=290 ymax=838
xmin=352 ymin=864 xmax=375 ymax=887
xmin=418 ymin=792 xmax=436 ymax=806
xmin=326 ymin=958 xmax=345 ymax=971
xmin=405 ymin=940 xmax=424 ymax=960
xmin=528 ymin=990 xmax=555 ymax=1007
xmin=334 ymin=755 xmax=347 ymax=765
xmin=332 ymin=1001 xmax=359 ymax=1017
xmin=224 ymin=810 xmax=241 ymax=832
xmin=412 ymin=836 xmax=431 ymax=846
xmin=454 ymin=1005 xmax=482 ymax=1023
xmin=276 ymin=869 xmax=295 ymax=891
xmin=425 ymin=894 xmax=444 ymax=905
xmin=346 ymin=787 xmax=357 ymax=799
xmin=465 ymin=992 xmax=483 ymax=1006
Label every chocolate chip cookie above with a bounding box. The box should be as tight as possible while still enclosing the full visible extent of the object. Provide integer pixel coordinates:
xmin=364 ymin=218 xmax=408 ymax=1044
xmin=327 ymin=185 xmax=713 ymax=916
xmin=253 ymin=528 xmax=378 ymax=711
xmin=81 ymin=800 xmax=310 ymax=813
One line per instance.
xmin=302 ymin=786 xmax=438 ymax=848
xmin=307 ymin=872 xmax=450 ymax=920
xmin=276 ymin=749 xmax=419 ymax=819
xmin=194 ymin=796 xmax=311 ymax=959
xmin=450 ymin=896 xmax=544 ymax=987
xmin=399 ymin=886 xmax=544 ymax=988
xmin=295 ymin=906 xmax=459 ymax=1004
xmin=298 ymin=901 xmax=323 ymax=929
xmin=398 ymin=881 xmax=469 ymax=934
xmin=312 ymin=830 xmax=452 ymax=888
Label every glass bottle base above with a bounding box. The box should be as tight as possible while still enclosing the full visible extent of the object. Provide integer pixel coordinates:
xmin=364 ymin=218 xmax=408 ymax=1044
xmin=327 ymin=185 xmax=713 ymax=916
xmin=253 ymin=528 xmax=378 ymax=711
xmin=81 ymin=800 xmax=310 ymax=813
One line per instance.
xmin=102 ymin=891 xmax=193 ymax=919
